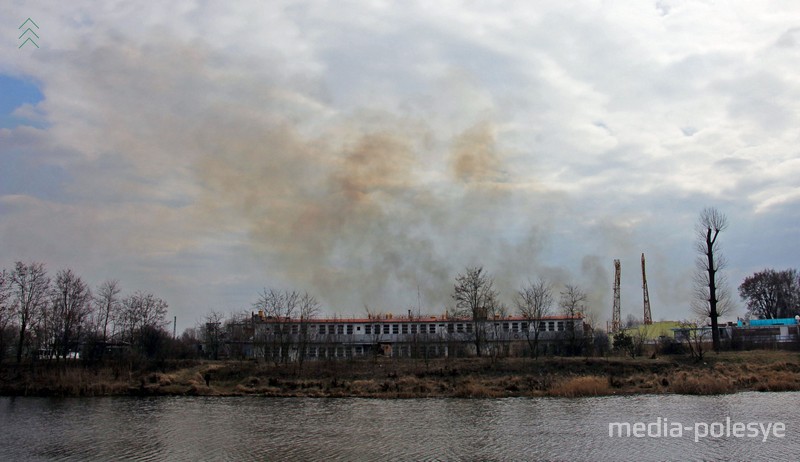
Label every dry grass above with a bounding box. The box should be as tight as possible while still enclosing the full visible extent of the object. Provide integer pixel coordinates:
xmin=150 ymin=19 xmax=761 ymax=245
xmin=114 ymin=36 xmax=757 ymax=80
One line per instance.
xmin=752 ymin=371 xmax=800 ymax=392
xmin=4 ymin=350 xmax=800 ymax=398
xmin=548 ymin=376 xmax=611 ymax=397
xmin=668 ymin=371 xmax=735 ymax=395
xmin=453 ymin=381 xmax=496 ymax=398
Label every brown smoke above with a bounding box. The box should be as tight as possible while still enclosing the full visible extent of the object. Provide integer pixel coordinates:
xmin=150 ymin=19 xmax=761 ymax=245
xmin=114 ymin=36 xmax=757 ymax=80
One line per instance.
xmin=450 ymin=121 xmax=506 ymax=184
xmin=193 ymin=108 xmax=571 ymax=314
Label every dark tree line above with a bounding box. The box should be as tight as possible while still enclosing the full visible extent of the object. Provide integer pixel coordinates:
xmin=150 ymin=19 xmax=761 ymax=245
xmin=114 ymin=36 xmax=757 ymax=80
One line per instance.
xmin=739 ymin=268 xmax=799 ymax=320
xmin=0 ymin=261 xmax=174 ymax=365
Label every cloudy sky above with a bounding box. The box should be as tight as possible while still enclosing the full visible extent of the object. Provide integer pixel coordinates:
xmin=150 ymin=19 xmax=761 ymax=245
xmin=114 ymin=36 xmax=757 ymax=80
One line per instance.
xmin=2 ymin=1 xmax=799 ymax=330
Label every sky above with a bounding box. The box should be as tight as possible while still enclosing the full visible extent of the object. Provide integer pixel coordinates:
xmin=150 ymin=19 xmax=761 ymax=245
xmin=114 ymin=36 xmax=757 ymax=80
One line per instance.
xmin=2 ymin=1 xmax=799 ymax=331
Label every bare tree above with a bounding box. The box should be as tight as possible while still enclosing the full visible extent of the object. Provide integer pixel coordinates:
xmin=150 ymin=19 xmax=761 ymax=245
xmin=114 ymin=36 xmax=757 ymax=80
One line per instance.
xmin=94 ymin=280 xmax=121 ymax=343
xmin=487 ymin=297 xmax=508 ymax=361
xmin=516 ymin=278 xmax=553 ymax=359
xmin=201 ymin=310 xmax=226 ymax=360
xmin=677 ymin=318 xmax=710 ymax=361
xmin=624 ymin=314 xmax=641 ymax=329
xmin=452 ymin=266 xmax=498 ymax=357
xmin=254 ymin=289 xmax=282 ymax=364
xmin=119 ymin=291 xmax=169 ymax=356
xmin=11 ymin=262 xmax=50 ymax=363
xmin=614 ymin=325 xmax=653 ymax=359
xmin=253 ymin=289 xmax=316 ymax=365
xmin=693 ymin=207 xmax=730 ymax=352
xmin=559 ymin=284 xmax=587 ymax=356
xmin=0 ymin=269 xmax=13 ymax=364
xmin=739 ymin=268 xmax=799 ymax=320
xmin=363 ymin=304 xmax=386 ymax=361
xmin=632 ymin=324 xmax=650 ymax=358
xmin=225 ymin=310 xmax=254 ymax=359
xmin=48 ymin=269 xmax=93 ymax=361
xmin=296 ymin=293 xmax=320 ymax=370
xmin=406 ymin=307 xmax=431 ymax=365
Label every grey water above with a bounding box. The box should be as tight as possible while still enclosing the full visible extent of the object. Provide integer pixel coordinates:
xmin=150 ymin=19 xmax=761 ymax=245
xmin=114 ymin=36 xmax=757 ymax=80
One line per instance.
xmin=1 ymin=392 xmax=799 ymax=461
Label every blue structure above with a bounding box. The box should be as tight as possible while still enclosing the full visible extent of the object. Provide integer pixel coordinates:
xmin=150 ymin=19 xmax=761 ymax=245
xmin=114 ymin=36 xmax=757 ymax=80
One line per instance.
xmin=737 ymin=318 xmax=799 ymax=327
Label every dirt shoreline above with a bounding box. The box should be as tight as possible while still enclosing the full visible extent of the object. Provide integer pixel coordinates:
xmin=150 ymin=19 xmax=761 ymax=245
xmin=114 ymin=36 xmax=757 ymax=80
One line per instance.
xmin=2 ymin=351 xmax=799 ymax=398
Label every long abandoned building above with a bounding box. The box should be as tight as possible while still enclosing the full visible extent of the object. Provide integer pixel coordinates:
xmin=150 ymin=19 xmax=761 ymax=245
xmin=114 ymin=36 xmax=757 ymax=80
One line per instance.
xmin=219 ymin=311 xmax=587 ymax=361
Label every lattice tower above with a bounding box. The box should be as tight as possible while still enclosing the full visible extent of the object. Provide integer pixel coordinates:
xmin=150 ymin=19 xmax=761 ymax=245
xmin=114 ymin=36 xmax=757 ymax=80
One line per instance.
xmin=612 ymin=259 xmax=621 ymax=333
xmin=642 ymin=253 xmax=652 ymax=325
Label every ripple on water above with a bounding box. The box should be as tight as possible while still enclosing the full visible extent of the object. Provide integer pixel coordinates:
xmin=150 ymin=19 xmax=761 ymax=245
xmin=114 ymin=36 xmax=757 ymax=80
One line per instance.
xmin=1 ymin=393 xmax=799 ymax=461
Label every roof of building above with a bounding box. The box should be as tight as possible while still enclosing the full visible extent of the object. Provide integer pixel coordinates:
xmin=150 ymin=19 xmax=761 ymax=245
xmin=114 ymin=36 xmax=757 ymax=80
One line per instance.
xmin=252 ymin=313 xmax=583 ymax=323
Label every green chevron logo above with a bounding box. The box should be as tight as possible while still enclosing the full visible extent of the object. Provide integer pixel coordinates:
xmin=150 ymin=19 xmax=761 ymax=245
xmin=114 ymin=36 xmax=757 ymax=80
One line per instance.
xmin=19 ymin=18 xmax=39 ymax=49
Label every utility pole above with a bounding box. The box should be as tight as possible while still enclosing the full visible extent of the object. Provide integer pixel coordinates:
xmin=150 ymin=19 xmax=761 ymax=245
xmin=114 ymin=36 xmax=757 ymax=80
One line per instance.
xmin=642 ymin=253 xmax=652 ymax=325
xmin=612 ymin=259 xmax=621 ymax=333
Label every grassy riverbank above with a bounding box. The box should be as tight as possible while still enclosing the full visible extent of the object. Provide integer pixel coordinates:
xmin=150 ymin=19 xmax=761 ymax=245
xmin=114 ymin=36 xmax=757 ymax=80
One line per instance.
xmin=2 ymin=351 xmax=800 ymax=398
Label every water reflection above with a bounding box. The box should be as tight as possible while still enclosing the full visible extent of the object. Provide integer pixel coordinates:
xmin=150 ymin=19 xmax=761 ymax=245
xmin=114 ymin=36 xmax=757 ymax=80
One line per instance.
xmin=1 ymin=393 xmax=798 ymax=461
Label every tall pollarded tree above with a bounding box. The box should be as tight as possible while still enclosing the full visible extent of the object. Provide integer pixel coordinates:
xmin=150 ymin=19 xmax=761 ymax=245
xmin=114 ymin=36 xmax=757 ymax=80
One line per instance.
xmin=452 ymin=266 xmax=498 ymax=357
xmin=693 ymin=207 xmax=730 ymax=353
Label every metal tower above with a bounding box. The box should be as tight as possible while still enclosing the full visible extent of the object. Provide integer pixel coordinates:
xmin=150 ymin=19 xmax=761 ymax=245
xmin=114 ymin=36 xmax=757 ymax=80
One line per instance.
xmin=642 ymin=253 xmax=652 ymax=325
xmin=612 ymin=259 xmax=621 ymax=333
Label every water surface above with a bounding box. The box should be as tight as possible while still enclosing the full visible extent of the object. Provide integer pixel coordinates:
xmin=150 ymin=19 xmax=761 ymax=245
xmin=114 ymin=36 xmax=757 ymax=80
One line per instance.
xmin=1 ymin=393 xmax=798 ymax=461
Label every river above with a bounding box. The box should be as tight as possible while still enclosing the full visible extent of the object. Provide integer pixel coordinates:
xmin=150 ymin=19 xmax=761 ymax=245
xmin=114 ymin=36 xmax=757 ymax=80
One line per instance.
xmin=1 ymin=392 xmax=799 ymax=461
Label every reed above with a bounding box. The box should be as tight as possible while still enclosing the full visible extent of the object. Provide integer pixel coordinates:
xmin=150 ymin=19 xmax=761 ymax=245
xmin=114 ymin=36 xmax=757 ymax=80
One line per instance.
xmin=668 ymin=372 xmax=734 ymax=395
xmin=549 ymin=376 xmax=611 ymax=397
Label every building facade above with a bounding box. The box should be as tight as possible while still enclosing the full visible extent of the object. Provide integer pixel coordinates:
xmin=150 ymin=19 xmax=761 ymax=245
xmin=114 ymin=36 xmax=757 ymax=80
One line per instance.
xmin=245 ymin=312 xmax=586 ymax=361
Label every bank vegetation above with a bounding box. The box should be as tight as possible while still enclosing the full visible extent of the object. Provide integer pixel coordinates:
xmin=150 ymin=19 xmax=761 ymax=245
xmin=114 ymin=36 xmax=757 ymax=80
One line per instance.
xmin=3 ymin=350 xmax=800 ymax=399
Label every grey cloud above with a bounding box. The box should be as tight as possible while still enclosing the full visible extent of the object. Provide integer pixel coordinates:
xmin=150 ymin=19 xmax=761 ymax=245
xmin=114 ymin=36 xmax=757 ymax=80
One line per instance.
xmin=2 ymin=1 xmax=800 ymax=330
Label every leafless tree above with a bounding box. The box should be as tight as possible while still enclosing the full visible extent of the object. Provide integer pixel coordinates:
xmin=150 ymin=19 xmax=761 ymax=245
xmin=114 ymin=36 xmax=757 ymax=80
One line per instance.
xmin=93 ymin=280 xmax=121 ymax=343
xmin=678 ymin=318 xmax=710 ymax=361
xmin=11 ymin=262 xmax=50 ymax=363
xmin=516 ymin=278 xmax=553 ymax=359
xmin=0 ymin=268 xmax=9 ymax=312
xmin=486 ymin=297 xmax=508 ymax=361
xmin=0 ymin=269 xmax=13 ymax=364
xmin=624 ymin=314 xmax=641 ymax=329
xmin=693 ymin=207 xmax=730 ymax=352
xmin=119 ymin=291 xmax=169 ymax=350
xmin=632 ymin=324 xmax=651 ymax=358
xmin=225 ymin=310 xmax=254 ymax=359
xmin=48 ymin=269 xmax=93 ymax=361
xmin=296 ymin=293 xmax=320 ymax=370
xmin=559 ymin=284 xmax=587 ymax=356
xmin=254 ymin=289 xmax=289 ymax=364
xmin=201 ymin=310 xmax=226 ymax=360
xmin=253 ymin=289 xmax=318 ymax=365
xmin=362 ymin=304 xmax=382 ymax=360
xmin=405 ymin=307 xmax=428 ymax=364
xmin=452 ymin=266 xmax=498 ymax=357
